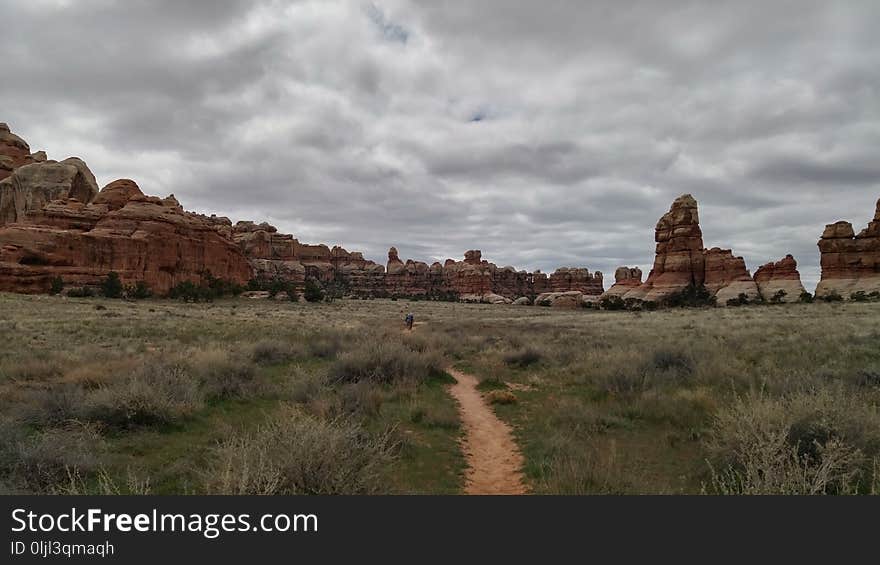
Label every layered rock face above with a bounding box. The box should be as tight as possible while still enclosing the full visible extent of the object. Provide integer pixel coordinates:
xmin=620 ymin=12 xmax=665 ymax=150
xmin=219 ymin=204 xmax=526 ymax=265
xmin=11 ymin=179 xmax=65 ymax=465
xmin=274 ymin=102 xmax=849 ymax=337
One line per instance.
xmin=0 ymin=122 xmax=604 ymax=302
xmin=754 ymin=255 xmax=806 ymax=302
xmin=1 ymin=125 xmax=99 ymax=225
xmin=0 ymin=180 xmax=253 ymax=294
xmin=704 ymin=248 xmax=760 ymax=303
xmin=0 ymin=125 xmax=252 ymax=294
xmin=601 ymin=267 xmax=643 ymax=298
xmin=236 ymin=221 xmax=385 ymax=291
xmin=624 ymin=194 xmax=706 ymax=301
xmin=815 ymin=197 xmax=880 ymax=297
xmin=620 ymin=194 xmax=766 ymax=305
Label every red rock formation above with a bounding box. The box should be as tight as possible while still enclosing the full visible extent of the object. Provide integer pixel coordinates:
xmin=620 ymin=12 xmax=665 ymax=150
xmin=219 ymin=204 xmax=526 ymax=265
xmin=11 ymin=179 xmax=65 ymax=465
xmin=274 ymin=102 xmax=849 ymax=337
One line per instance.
xmin=601 ymin=266 xmax=643 ymax=298
xmin=625 ymin=194 xmax=705 ymax=301
xmin=1 ymin=157 xmax=99 ymax=225
xmin=703 ymin=248 xmax=760 ymax=303
xmin=0 ymin=180 xmax=252 ymax=294
xmin=0 ymin=123 xmax=39 ymax=180
xmin=93 ymin=179 xmax=142 ymax=211
xmin=623 ymin=194 xmax=759 ymax=304
xmin=754 ymin=255 xmax=806 ymax=302
xmin=816 ymin=197 xmax=880 ymax=297
xmin=549 ymin=267 xmax=604 ymax=294
xmin=0 ymin=123 xmax=606 ymax=303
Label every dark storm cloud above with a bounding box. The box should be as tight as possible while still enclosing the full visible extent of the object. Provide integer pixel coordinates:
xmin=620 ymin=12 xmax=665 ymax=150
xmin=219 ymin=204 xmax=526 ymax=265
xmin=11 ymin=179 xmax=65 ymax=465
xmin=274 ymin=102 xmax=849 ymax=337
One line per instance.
xmin=2 ymin=0 xmax=879 ymax=290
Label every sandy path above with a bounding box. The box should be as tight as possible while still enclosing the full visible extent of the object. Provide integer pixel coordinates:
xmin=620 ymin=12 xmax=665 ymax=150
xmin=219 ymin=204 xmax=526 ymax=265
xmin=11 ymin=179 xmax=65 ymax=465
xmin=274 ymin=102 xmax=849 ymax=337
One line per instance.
xmin=447 ymin=368 xmax=527 ymax=495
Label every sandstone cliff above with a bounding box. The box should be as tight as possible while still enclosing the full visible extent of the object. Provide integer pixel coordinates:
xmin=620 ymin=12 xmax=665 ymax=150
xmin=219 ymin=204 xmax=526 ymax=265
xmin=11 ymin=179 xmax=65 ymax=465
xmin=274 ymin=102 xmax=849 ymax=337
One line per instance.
xmin=621 ymin=194 xmax=763 ymax=305
xmin=753 ymin=255 xmax=806 ymax=302
xmin=815 ymin=197 xmax=880 ymax=297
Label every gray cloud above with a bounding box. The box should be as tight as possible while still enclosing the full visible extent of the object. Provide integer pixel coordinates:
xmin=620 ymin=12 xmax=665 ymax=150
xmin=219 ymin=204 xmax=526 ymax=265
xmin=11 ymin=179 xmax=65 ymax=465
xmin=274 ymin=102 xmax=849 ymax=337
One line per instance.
xmin=2 ymin=0 xmax=880 ymax=291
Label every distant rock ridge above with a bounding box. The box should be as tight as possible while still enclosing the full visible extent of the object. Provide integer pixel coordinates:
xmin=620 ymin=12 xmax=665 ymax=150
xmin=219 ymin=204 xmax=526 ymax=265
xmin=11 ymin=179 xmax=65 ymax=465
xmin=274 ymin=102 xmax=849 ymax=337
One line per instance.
xmin=5 ymin=121 xmax=878 ymax=304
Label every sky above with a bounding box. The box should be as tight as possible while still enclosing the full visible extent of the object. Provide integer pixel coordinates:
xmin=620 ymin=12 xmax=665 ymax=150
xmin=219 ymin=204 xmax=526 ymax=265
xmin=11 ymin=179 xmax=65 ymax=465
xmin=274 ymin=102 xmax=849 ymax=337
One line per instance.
xmin=2 ymin=0 xmax=879 ymax=290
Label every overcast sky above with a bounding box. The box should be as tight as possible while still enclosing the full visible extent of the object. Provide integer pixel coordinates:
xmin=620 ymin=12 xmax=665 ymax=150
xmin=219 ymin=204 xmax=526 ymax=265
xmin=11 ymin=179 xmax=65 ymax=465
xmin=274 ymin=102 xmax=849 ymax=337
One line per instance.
xmin=3 ymin=1 xmax=879 ymax=289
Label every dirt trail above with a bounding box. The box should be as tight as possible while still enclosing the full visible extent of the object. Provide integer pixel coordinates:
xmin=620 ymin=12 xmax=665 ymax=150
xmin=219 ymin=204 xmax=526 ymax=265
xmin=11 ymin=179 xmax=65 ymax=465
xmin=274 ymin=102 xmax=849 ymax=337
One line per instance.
xmin=447 ymin=368 xmax=527 ymax=495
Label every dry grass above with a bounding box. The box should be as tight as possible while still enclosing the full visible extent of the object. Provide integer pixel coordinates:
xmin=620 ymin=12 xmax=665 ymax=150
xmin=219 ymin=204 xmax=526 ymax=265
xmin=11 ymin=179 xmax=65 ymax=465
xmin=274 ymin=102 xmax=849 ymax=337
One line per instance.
xmin=1 ymin=293 xmax=878 ymax=494
xmin=202 ymin=407 xmax=395 ymax=495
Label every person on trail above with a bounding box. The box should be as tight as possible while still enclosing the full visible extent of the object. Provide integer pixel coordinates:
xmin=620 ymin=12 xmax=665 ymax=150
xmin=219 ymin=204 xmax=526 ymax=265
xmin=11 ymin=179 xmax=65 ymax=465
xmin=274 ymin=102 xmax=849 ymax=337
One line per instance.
xmin=405 ymin=312 xmax=415 ymax=331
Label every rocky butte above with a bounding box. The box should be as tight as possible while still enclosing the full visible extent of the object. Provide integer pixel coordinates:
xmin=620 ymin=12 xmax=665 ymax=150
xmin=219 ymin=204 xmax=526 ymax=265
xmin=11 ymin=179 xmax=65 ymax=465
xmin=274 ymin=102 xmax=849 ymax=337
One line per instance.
xmin=753 ymin=255 xmax=806 ymax=302
xmin=605 ymin=194 xmax=806 ymax=305
xmin=815 ymin=196 xmax=880 ymax=298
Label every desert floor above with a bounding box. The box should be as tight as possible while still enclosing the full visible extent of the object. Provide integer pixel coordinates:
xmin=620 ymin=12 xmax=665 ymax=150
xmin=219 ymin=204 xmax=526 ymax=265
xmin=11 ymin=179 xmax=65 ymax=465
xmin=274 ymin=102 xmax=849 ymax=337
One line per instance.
xmin=1 ymin=293 xmax=878 ymax=494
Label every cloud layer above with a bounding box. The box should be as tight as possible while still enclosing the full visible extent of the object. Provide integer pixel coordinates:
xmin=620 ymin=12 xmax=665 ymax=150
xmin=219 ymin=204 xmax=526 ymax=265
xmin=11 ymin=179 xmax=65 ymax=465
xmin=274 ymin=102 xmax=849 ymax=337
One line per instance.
xmin=3 ymin=0 xmax=879 ymax=288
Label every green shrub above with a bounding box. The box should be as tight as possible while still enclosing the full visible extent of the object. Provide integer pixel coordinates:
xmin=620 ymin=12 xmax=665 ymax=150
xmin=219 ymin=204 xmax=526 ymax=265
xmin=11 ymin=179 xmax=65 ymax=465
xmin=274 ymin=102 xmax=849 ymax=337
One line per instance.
xmin=823 ymin=291 xmax=843 ymax=303
xmin=49 ymin=277 xmax=64 ymax=295
xmin=664 ymin=284 xmax=716 ymax=308
xmin=770 ymin=290 xmax=787 ymax=304
xmin=799 ymin=291 xmax=814 ymax=303
xmin=128 ymin=281 xmax=152 ymax=299
xmin=66 ymin=286 xmax=94 ymax=298
xmin=169 ymin=273 xmax=243 ymax=302
xmin=101 ymin=272 xmax=123 ymax=299
xmin=850 ymin=291 xmax=869 ymax=302
xmin=303 ymin=279 xmax=324 ymax=303
xmin=599 ymin=296 xmax=626 ymax=311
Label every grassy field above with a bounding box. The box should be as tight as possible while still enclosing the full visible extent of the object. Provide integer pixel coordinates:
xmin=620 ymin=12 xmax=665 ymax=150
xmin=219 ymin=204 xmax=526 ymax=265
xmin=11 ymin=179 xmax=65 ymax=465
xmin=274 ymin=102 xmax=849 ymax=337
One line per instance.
xmin=1 ymin=293 xmax=878 ymax=494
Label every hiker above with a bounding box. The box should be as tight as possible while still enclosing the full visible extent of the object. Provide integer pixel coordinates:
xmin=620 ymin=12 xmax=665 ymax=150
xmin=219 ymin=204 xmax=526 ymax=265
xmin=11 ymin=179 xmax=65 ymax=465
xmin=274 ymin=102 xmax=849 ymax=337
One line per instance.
xmin=405 ymin=312 xmax=414 ymax=331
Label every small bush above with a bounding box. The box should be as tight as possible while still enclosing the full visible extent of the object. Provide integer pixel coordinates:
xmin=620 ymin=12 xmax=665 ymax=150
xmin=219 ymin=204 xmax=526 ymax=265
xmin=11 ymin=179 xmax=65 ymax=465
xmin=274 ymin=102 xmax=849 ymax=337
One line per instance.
xmin=704 ymin=390 xmax=880 ymax=494
xmin=338 ymin=381 xmax=385 ymax=417
xmin=307 ymin=332 xmax=343 ymax=359
xmin=49 ymin=277 xmax=64 ymax=295
xmin=202 ymin=409 xmax=394 ymax=495
xmin=664 ymin=284 xmax=716 ymax=308
xmin=303 ymin=279 xmax=324 ymax=303
xmin=799 ymin=291 xmax=814 ymax=303
xmin=770 ymin=290 xmax=787 ymax=304
xmin=169 ymin=272 xmax=243 ymax=302
xmin=599 ymin=296 xmax=626 ymax=311
xmin=101 ymin=272 xmax=123 ymax=299
xmin=82 ymin=363 xmax=204 ymax=429
xmin=249 ymin=340 xmax=294 ymax=365
xmin=66 ymin=286 xmax=94 ymax=298
xmin=593 ymin=368 xmax=647 ymax=396
xmin=850 ymin=291 xmax=869 ymax=303
xmin=822 ymin=291 xmax=843 ymax=303
xmin=4 ymin=423 xmax=105 ymax=494
xmin=329 ymin=341 xmax=443 ymax=385
xmin=189 ymin=349 xmax=259 ymax=400
xmin=650 ymin=348 xmax=695 ymax=375
xmin=127 ymin=281 xmax=152 ymax=300
xmin=503 ymin=348 xmax=543 ymax=368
